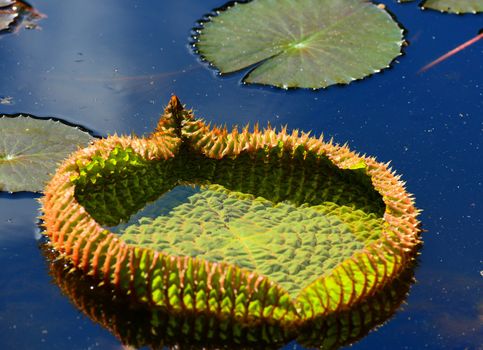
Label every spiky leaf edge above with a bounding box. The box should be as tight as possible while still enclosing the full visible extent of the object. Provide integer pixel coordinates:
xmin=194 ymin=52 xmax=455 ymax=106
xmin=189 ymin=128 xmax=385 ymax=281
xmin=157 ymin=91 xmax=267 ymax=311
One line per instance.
xmin=42 ymin=241 xmax=417 ymax=349
xmin=41 ymin=96 xmax=420 ymax=327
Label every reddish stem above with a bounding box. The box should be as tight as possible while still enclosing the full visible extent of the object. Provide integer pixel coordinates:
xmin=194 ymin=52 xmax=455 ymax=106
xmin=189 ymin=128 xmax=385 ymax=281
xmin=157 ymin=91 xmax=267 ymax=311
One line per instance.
xmin=418 ymin=30 xmax=483 ymax=73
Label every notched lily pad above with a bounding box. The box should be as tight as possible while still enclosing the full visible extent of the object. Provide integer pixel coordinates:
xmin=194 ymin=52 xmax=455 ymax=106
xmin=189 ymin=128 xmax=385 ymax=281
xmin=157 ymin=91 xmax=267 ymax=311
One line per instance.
xmin=41 ymin=96 xmax=421 ymax=345
xmin=194 ymin=0 xmax=405 ymax=89
xmin=421 ymin=0 xmax=483 ymax=13
xmin=0 ymin=115 xmax=94 ymax=193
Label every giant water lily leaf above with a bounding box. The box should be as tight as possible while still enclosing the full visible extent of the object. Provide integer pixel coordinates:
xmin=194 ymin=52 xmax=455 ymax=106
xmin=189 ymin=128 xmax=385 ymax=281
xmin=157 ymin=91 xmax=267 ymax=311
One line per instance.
xmin=195 ymin=0 xmax=404 ymax=89
xmin=0 ymin=115 xmax=93 ymax=192
xmin=41 ymin=96 xmax=420 ymax=333
xmin=422 ymin=0 xmax=483 ymax=13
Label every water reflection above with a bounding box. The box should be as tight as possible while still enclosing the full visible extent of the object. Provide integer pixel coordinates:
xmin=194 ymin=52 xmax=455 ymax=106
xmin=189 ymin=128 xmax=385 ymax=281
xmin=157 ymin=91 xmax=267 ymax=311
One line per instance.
xmin=41 ymin=243 xmax=417 ymax=350
xmin=0 ymin=0 xmax=215 ymax=136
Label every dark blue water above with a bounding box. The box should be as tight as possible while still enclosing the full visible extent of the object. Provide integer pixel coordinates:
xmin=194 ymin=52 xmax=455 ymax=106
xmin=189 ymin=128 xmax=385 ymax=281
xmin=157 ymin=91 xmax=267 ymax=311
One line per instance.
xmin=0 ymin=1 xmax=482 ymax=349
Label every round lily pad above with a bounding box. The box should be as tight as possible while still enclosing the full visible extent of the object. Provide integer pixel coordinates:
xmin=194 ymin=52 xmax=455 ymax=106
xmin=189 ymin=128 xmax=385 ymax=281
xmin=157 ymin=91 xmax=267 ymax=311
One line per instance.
xmin=41 ymin=96 xmax=420 ymax=334
xmin=422 ymin=0 xmax=483 ymax=13
xmin=194 ymin=0 xmax=404 ymax=89
xmin=0 ymin=115 xmax=94 ymax=193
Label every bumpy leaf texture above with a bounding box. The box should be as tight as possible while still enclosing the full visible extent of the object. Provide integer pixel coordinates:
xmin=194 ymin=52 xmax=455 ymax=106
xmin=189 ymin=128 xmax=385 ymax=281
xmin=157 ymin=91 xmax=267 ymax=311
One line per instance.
xmin=41 ymin=96 xmax=420 ymax=329
xmin=43 ymin=241 xmax=416 ymax=349
xmin=116 ymin=184 xmax=383 ymax=298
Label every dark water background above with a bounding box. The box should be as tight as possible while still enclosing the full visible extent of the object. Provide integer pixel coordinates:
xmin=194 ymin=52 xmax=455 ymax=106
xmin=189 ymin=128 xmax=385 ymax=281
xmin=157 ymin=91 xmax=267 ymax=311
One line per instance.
xmin=0 ymin=0 xmax=482 ymax=349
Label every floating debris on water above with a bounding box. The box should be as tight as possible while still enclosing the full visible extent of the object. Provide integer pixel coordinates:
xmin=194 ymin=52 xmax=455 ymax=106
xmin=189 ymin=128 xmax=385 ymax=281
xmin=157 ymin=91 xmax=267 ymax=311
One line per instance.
xmin=0 ymin=96 xmax=13 ymax=105
xmin=0 ymin=0 xmax=44 ymax=35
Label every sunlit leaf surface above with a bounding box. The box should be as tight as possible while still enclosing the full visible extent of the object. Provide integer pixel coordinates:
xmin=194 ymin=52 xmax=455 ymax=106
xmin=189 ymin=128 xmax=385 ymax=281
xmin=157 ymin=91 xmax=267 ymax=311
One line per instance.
xmin=0 ymin=115 xmax=93 ymax=192
xmin=195 ymin=0 xmax=404 ymax=89
xmin=115 ymin=184 xmax=383 ymax=298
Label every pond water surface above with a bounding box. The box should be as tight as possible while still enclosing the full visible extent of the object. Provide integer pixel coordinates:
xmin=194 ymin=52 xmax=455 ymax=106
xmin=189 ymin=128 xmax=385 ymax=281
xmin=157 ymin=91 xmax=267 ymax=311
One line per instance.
xmin=0 ymin=0 xmax=482 ymax=349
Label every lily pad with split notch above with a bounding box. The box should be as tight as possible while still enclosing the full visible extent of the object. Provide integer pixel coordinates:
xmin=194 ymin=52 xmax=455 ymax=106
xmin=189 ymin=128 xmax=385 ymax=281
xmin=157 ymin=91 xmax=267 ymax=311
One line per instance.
xmin=194 ymin=0 xmax=405 ymax=89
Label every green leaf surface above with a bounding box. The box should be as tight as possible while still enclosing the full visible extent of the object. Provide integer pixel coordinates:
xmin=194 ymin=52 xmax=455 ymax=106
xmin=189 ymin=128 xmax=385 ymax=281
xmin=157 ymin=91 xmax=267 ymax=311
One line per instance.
xmin=0 ymin=115 xmax=93 ymax=192
xmin=116 ymin=184 xmax=383 ymax=298
xmin=422 ymin=0 xmax=483 ymax=13
xmin=195 ymin=0 xmax=404 ymax=89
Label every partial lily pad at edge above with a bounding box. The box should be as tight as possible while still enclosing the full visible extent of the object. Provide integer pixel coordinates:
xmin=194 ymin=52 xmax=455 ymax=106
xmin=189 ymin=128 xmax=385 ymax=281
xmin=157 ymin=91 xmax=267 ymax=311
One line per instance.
xmin=421 ymin=0 xmax=483 ymax=13
xmin=194 ymin=0 xmax=405 ymax=89
xmin=0 ymin=115 xmax=94 ymax=193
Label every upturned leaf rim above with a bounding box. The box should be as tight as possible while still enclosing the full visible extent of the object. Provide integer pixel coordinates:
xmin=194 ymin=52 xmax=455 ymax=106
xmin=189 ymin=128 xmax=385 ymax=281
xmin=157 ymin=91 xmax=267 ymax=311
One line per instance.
xmin=41 ymin=96 xmax=420 ymax=327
